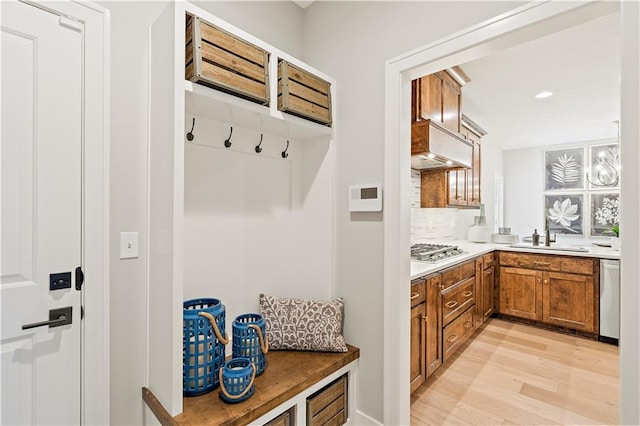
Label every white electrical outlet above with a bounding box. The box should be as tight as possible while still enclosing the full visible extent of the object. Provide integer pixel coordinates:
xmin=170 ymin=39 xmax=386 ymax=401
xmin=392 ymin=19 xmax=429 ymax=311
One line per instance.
xmin=120 ymin=232 xmax=139 ymax=259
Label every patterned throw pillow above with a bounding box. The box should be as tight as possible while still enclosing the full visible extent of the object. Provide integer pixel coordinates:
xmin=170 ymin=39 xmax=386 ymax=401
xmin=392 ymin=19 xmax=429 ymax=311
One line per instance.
xmin=259 ymin=294 xmax=348 ymax=352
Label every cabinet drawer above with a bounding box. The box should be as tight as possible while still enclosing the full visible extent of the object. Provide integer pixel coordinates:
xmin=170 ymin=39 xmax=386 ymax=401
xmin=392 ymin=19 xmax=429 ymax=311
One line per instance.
xmin=483 ymin=253 xmax=494 ymax=269
xmin=443 ymin=307 xmax=475 ymax=363
xmin=442 ymin=277 xmax=475 ymax=325
xmin=499 ymin=252 xmax=593 ymax=275
xmin=410 ymin=279 xmax=426 ymax=307
xmin=441 ymin=260 xmax=476 ymax=289
xmin=307 ymin=375 xmax=347 ymax=426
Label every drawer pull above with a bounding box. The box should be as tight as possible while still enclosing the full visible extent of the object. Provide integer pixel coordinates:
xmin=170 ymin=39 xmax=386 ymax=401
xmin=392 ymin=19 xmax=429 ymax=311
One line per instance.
xmin=410 ymin=292 xmax=420 ymax=300
xmin=445 ymin=301 xmax=458 ymax=309
xmin=534 ymin=261 xmax=551 ymax=266
xmin=462 ymin=290 xmax=473 ymax=298
xmin=464 ymin=320 xmax=473 ymax=328
xmin=447 ymin=334 xmax=458 ymax=343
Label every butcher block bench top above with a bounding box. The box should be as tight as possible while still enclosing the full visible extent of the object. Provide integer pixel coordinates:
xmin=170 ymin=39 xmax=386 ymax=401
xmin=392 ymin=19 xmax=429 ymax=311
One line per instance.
xmin=143 ymin=344 xmax=360 ymax=426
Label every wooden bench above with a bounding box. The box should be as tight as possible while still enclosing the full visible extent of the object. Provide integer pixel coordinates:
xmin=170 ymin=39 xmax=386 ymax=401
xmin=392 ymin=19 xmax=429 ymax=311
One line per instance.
xmin=143 ymin=344 xmax=359 ymax=426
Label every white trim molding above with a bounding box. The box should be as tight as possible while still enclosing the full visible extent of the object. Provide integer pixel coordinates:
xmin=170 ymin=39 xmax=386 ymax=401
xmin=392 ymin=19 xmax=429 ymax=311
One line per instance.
xmin=33 ymin=1 xmax=111 ymax=424
xmin=384 ymin=1 xmax=627 ymax=424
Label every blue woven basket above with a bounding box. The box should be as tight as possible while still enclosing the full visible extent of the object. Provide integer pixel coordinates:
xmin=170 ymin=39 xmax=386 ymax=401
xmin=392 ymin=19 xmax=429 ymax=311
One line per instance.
xmin=232 ymin=313 xmax=269 ymax=376
xmin=183 ymin=298 xmax=228 ymax=396
xmin=219 ymin=357 xmax=256 ymax=404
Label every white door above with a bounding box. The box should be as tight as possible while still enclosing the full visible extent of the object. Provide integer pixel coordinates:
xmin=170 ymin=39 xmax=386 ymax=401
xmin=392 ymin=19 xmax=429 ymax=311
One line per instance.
xmin=1 ymin=1 xmax=83 ymax=424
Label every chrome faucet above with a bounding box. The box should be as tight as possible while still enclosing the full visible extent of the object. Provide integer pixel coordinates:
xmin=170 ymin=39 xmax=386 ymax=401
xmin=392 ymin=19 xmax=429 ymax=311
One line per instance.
xmin=544 ymin=219 xmax=557 ymax=246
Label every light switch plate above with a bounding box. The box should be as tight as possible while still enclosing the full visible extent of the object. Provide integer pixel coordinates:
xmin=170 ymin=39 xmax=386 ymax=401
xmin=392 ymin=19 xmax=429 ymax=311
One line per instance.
xmin=120 ymin=232 xmax=139 ymax=259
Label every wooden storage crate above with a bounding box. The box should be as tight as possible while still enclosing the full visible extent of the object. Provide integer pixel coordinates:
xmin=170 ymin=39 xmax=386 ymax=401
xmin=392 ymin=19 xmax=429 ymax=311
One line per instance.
xmin=278 ymin=59 xmax=332 ymax=126
xmin=264 ymin=407 xmax=295 ymax=426
xmin=306 ymin=374 xmax=347 ymax=426
xmin=185 ymin=14 xmax=270 ymax=105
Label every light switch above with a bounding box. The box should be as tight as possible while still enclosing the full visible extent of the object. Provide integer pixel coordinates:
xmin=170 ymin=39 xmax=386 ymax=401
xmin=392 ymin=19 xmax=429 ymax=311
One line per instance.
xmin=120 ymin=232 xmax=139 ymax=259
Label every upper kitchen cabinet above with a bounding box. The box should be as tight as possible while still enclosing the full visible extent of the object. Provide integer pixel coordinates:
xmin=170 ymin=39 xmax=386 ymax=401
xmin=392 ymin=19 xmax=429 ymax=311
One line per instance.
xmin=412 ymin=67 xmax=469 ymax=133
xmin=410 ymin=68 xmax=472 ymax=171
xmin=420 ymin=115 xmax=486 ymax=208
xmin=147 ymin=2 xmax=337 ymax=417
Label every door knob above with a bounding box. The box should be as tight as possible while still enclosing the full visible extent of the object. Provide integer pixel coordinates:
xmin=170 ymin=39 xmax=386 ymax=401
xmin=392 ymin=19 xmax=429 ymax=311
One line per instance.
xmin=22 ymin=307 xmax=72 ymax=330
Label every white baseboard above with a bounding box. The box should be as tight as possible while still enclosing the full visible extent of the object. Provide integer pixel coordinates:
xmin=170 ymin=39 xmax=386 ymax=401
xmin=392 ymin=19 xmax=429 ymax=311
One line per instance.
xmin=349 ymin=410 xmax=383 ymax=426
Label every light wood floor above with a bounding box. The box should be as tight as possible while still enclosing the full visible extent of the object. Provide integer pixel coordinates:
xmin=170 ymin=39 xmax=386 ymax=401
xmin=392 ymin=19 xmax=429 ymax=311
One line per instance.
xmin=411 ymin=318 xmax=619 ymax=425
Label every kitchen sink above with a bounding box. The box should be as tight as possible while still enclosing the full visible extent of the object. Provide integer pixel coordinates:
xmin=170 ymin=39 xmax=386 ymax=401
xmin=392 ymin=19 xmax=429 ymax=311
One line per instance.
xmin=509 ymin=244 xmax=589 ymax=253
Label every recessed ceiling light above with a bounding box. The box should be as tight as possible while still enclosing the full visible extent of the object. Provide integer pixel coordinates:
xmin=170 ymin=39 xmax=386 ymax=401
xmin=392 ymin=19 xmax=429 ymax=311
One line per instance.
xmin=446 ymin=160 xmax=453 ymax=166
xmin=535 ymin=91 xmax=553 ymax=99
xmin=427 ymin=153 xmax=436 ymax=160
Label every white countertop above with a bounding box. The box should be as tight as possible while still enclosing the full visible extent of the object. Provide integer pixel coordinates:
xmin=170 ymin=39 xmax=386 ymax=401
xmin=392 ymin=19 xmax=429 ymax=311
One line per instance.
xmin=410 ymin=240 xmax=621 ymax=280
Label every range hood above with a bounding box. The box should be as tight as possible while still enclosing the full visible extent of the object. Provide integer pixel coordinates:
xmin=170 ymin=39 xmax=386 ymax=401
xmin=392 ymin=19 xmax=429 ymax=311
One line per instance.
xmin=411 ymin=119 xmax=472 ymax=169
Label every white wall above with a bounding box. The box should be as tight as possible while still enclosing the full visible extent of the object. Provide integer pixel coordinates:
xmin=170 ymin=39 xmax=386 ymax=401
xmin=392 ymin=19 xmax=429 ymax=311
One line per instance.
xmin=302 ymin=1 xmax=523 ymax=421
xmin=481 ymin=135 xmax=504 ymax=233
xmin=193 ymin=1 xmax=304 ymax=58
xmin=504 ymin=138 xmax=617 ymax=242
xmin=98 ymin=3 xmax=168 ymax=424
xmin=99 ymin=1 xmax=305 ymax=423
xmin=619 ymin=1 xmax=640 ymax=423
xmin=100 ymin=1 xmax=640 ymax=424
xmin=182 ymin=115 xmax=334 ymax=333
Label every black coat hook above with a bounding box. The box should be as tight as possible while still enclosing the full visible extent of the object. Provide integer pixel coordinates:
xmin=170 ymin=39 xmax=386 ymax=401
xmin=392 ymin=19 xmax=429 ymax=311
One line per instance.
xmin=255 ymin=134 xmax=264 ymax=153
xmin=281 ymin=140 xmax=289 ymax=159
xmin=224 ymin=126 xmax=233 ymax=148
xmin=186 ymin=118 xmax=195 ymax=141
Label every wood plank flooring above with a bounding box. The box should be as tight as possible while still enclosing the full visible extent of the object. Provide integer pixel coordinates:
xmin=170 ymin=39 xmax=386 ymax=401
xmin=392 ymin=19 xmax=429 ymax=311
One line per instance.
xmin=411 ymin=318 xmax=619 ymax=425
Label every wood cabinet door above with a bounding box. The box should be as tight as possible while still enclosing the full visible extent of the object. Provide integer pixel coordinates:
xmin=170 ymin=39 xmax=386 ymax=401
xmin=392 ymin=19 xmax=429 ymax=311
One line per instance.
xmin=474 ymin=258 xmax=483 ymax=326
xmin=482 ymin=265 xmax=495 ymax=320
xmin=447 ymin=169 xmax=467 ymax=206
xmin=441 ymin=78 xmax=461 ymax=133
xmin=468 ymin=134 xmax=481 ymax=206
xmin=542 ymin=271 xmax=596 ymax=332
xmin=419 ymin=74 xmax=442 ymax=122
xmin=499 ymin=267 xmax=543 ymax=321
xmin=425 ymin=275 xmax=442 ymax=378
xmin=410 ymin=302 xmax=426 ymax=393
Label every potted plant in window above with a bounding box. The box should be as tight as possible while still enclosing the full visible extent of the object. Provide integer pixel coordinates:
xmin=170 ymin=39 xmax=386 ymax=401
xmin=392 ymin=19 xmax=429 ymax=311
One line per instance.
xmin=610 ymin=224 xmax=620 ymax=251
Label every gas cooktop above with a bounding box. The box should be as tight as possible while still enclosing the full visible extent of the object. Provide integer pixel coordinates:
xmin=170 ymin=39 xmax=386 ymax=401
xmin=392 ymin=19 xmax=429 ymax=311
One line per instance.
xmin=410 ymin=243 xmax=464 ymax=263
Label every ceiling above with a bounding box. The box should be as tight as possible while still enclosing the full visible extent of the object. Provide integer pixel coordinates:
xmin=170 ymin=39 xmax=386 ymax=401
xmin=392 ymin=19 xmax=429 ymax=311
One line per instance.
xmin=460 ymin=12 xmax=620 ymax=151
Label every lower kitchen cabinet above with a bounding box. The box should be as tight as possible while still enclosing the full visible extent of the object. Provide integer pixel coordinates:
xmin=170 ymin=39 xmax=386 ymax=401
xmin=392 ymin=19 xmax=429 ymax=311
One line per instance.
xmin=481 ymin=264 xmax=495 ymax=320
xmin=443 ymin=307 xmax=474 ymax=363
xmin=474 ymin=254 xmax=496 ymax=327
xmin=543 ymin=271 xmax=596 ymax=332
xmin=425 ymin=274 xmax=442 ymax=378
xmin=499 ymin=267 xmax=543 ymax=321
xmin=410 ymin=278 xmax=427 ymax=392
xmin=497 ymin=252 xmax=598 ymax=333
xmin=442 ymin=276 xmax=475 ymax=325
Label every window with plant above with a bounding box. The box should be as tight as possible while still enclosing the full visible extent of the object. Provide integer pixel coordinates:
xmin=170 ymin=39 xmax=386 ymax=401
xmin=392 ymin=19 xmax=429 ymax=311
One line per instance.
xmin=543 ymin=142 xmax=620 ymax=238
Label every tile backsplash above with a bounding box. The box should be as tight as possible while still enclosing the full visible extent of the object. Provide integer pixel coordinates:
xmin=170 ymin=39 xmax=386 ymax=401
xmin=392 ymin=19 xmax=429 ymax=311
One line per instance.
xmin=411 ymin=208 xmax=459 ymax=242
xmin=410 ymin=169 xmax=421 ymax=208
xmin=410 ymin=168 xmax=481 ymax=243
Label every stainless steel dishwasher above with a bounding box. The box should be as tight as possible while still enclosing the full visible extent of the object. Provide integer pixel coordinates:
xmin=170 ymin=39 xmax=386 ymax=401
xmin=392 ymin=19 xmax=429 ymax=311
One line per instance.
xmin=600 ymin=259 xmax=620 ymax=343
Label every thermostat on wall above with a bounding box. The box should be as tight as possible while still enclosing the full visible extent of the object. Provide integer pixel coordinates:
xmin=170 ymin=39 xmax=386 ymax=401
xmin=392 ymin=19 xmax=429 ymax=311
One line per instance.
xmin=349 ymin=184 xmax=382 ymax=212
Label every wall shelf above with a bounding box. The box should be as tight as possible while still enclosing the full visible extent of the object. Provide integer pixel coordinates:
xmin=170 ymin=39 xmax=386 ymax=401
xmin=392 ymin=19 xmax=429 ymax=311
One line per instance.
xmin=147 ymin=1 xmax=338 ymax=418
xmin=185 ymin=81 xmax=333 ymax=141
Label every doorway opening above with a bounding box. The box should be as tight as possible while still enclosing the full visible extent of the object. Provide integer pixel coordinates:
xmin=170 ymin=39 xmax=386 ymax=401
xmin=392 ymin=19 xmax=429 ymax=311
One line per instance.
xmin=382 ymin=1 xmax=635 ymax=424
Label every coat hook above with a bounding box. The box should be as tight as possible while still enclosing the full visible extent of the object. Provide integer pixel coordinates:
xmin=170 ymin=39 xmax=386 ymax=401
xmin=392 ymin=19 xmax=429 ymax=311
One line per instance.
xmin=255 ymin=133 xmax=264 ymax=153
xmin=281 ymin=140 xmax=289 ymax=159
xmin=224 ymin=126 xmax=233 ymax=148
xmin=186 ymin=118 xmax=195 ymax=141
